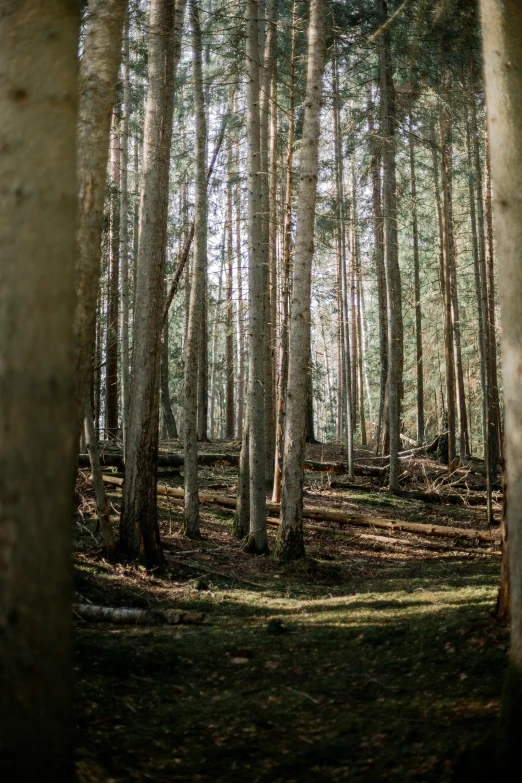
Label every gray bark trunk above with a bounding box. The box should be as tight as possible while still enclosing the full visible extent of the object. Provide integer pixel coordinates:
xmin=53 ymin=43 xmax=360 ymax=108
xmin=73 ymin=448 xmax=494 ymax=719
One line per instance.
xmin=274 ymin=0 xmax=327 ymax=562
xmin=120 ymin=0 xmax=186 ymax=564
xmin=120 ymin=14 xmax=131 ymax=451
xmin=245 ymin=0 xmax=268 ymax=554
xmin=75 ymin=0 xmax=127 ymax=429
xmin=480 ymin=0 xmax=522 ymax=757
xmin=183 ymin=0 xmax=207 ymax=537
xmin=0 ymin=4 xmax=79 ymax=777
xmin=409 ymin=115 xmax=425 ymax=444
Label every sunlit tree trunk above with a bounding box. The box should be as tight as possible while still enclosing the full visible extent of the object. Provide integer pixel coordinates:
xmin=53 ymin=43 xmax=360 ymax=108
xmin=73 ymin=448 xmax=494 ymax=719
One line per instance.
xmin=480 ymin=0 xmax=522 ymax=759
xmin=274 ymin=0 xmax=327 ymax=562
xmin=272 ymin=0 xmax=298 ymax=502
xmin=120 ymin=0 xmax=185 ymax=563
xmin=75 ymin=0 xmax=127 ymax=429
xmin=0 ymin=4 xmax=79 ymax=777
xmin=226 ymin=139 xmax=235 ymax=439
xmin=183 ymin=0 xmax=206 ymax=537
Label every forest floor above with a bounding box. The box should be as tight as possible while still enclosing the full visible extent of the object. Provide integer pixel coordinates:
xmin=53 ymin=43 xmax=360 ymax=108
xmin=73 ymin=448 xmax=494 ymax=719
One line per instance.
xmin=74 ymin=441 xmax=506 ymax=783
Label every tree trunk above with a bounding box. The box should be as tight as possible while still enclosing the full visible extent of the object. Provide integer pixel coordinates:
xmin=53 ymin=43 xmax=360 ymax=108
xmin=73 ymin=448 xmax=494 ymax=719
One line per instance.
xmin=244 ymin=0 xmax=268 ymax=554
xmin=120 ymin=0 xmax=185 ymax=564
xmin=120 ymin=14 xmax=131 ymax=452
xmin=0 ymin=4 xmax=79 ymax=777
xmin=438 ymin=107 xmax=457 ymax=468
xmin=235 ymin=123 xmax=245 ymax=439
xmin=333 ymin=42 xmax=354 ymax=478
xmin=161 ymin=319 xmax=178 ymax=439
xmin=75 ymin=0 xmax=127 ymax=430
xmin=182 ymin=0 xmax=207 ymax=538
xmin=484 ymin=128 xmax=501 ymax=476
xmin=272 ymin=0 xmax=297 ymax=503
xmin=197 ymin=284 xmax=209 ymax=441
xmin=378 ymin=0 xmax=403 ymax=492
xmin=225 ymin=139 xmax=235 ymax=439
xmin=84 ymin=395 xmax=117 ymax=557
xmin=106 ymin=117 xmax=120 ymax=439
xmin=409 ymin=114 xmax=425 ymax=444
xmin=480 ymin=0 xmax=522 ymax=760
xmin=368 ymin=87 xmax=387 ymax=456
xmin=274 ymin=0 xmax=327 ymax=562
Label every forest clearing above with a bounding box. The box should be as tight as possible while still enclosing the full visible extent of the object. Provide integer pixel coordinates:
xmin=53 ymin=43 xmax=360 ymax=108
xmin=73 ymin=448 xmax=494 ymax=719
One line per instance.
xmin=74 ymin=442 xmax=506 ymax=782
xmin=2 ymin=0 xmax=522 ymax=780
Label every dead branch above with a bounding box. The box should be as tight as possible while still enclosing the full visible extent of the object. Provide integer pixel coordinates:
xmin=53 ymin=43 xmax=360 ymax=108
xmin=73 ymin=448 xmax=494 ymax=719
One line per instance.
xmin=74 ymin=603 xmax=205 ymax=625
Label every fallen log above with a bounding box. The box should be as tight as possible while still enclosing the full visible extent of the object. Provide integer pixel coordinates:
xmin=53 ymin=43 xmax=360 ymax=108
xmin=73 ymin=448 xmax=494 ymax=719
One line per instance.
xmin=81 ymin=452 xmax=386 ymax=478
xmin=328 ymin=481 xmax=502 ymax=507
xmin=74 ymin=603 xmax=205 ymax=625
xmin=100 ymin=475 xmax=500 ymax=544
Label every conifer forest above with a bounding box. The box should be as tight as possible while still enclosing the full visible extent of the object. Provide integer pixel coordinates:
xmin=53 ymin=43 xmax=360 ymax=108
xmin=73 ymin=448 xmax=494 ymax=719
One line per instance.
xmin=4 ymin=0 xmax=522 ymax=780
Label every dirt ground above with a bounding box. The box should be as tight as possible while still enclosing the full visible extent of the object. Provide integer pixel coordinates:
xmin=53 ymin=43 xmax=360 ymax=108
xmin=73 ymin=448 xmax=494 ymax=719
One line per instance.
xmin=74 ymin=442 xmax=506 ymax=782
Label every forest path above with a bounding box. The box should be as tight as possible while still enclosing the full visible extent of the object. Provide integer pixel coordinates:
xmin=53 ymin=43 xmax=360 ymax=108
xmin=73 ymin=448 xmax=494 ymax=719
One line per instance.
xmin=75 ymin=444 xmax=505 ymax=782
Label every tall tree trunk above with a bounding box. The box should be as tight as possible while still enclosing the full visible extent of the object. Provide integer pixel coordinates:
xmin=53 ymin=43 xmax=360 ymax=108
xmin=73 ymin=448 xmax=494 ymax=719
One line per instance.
xmin=368 ymin=87 xmax=387 ymax=456
xmin=84 ymin=395 xmax=117 ymax=557
xmin=377 ymin=0 xmax=403 ymax=492
xmin=274 ymin=0 xmax=326 ymax=562
xmin=120 ymin=0 xmax=185 ymax=564
xmin=438 ymin=108 xmax=457 ymax=468
xmin=235 ymin=141 xmax=245 ymax=439
xmin=106 ymin=117 xmax=120 ymax=438
xmin=225 ymin=140 xmax=235 ymax=439
xmin=244 ymin=0 xmax=268 ymax=554
xmin=480 ymin=0 xmax=522 ymax=760
xmin=75 ymin=0 xmax=127 ymax=430
xmin=484 ymin=128 xmax=501 ymax=476
xmin=465 ymin=105 xmax=492 ymax=521
xmin=260 ymin=0 xmax=278 ymax=482
xmin=333 ymin=42 xmax=354 ymax=478
xmin=182 ymin=0 xmax=206 ymax=538
xmin=0 ymin=4 xmax=79 ymax=777
xmin=272 ymin=0 xmax=297 ymax=502
xmin=409 ymin=114 xmax=425 ymax=444
xmin=120 ymin=14 xmax=131 ymax=452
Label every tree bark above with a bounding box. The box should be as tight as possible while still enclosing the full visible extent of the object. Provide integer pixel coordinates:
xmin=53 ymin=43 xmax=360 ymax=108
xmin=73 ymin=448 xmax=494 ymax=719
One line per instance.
xmin=75 ymin=0 xmax=127 ymax=430
xmin=272 ymin=0 xmax=297 ymax=503
xmin=377 ymin=0 xmax=403 ymax=492
xmin=274 ymin=0 xmax=327 ymax=562
xmin=120 ymin=0 xmax=185 ymax=564
xmin=84 ymin=396 xmax=117 ymax=557
xmin=120 ymin=14 xmax=131 ymax=451
xmin=225 ymin=138 xmax=235 ymax=439
xmin=409 ymin=114 xmax=425 ymax=444
xmin=106 ymin=117 xmax=120 ymax=438
xmin=0 ymin=4 xmax=79 ymax=777
xmin=183 ymin=0 xmax=207 ymax=538
xmin=480 ymin=0 xmax=522 ymax=757
xmin=244 ymin=0 xmax=268 ymax=554
xmin=161 ymin=319 xmax=178 ymax=439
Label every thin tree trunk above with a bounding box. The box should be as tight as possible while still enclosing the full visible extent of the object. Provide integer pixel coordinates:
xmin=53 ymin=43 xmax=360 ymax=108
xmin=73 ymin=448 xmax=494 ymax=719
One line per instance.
xmin=0 ymin=4 xmax=79 ymax=777
xmin=272 ymin=0 xmax=298 ymax=502
xmin=120 ymin=14 xmax=131 ymax=452
xmin=244 ymin=0 xmax=268 ymax=554
xmin=226 ymin=139 xmax=235 ymax=439
xmin=120 ymin=0 xmax=186 ymax=564
xmin=409 ymin=114 xmax=425 ymax=444
xmin=378 ymin=0 xmax=403 ymax=492
xmin=368 ymin=87 xmax=387 ymax=455
xmin=480 ymin=0 xmax=522 ymax=758
xmin=75 ymin=0 xmax=127 ymax=431
xmin=274 ymin=0 xmax=327 ymax=562
xmin=484 ymin=128 xmax=501 ymax=476
xmin=197 ymin=284 xmax=209 ymax=441
xmin=333 ymin=42 xmax=354 ymax=478
xmin=183 ymin=0 xmax=206 ymax=538
xmin=161 ymin=319 xmax=178 ymax=439
xmin=438 ymin=107 xmax=457 ymax=468
xmin=236 ymin=142 xmax=245 ymax=439
xmin=106 ymin=115 xmax=120 ymax=438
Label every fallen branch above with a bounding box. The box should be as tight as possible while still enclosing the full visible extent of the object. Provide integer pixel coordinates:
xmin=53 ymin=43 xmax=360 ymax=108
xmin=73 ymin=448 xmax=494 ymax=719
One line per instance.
xmin=74 ymin=603 xmax=205 ymax=625
xmin=100 ymin=475 xmax=500 ymax=544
